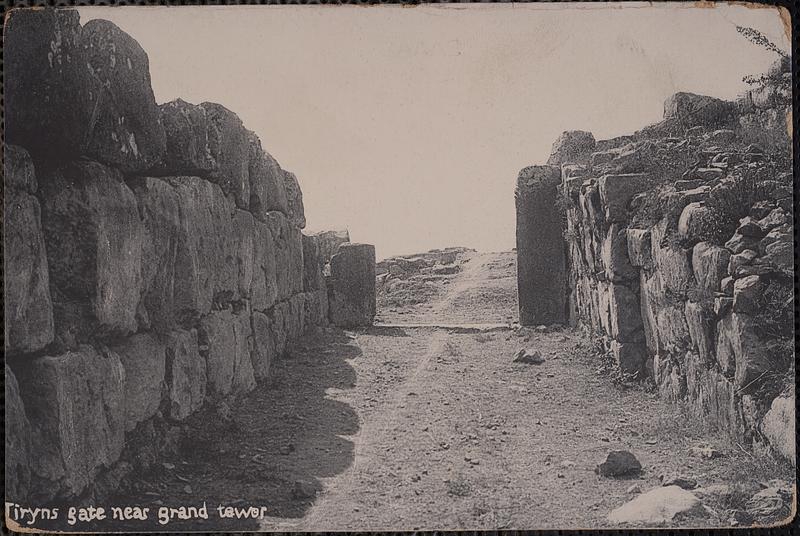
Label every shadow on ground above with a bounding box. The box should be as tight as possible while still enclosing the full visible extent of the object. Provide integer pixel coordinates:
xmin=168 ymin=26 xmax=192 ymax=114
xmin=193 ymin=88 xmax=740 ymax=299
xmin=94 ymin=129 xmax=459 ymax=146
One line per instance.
xmin=90 ymin=328 xmax=361 ymax=532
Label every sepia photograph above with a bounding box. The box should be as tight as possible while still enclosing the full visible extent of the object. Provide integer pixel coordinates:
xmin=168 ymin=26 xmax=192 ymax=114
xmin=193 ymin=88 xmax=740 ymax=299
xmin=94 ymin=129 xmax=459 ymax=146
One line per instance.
xmin=3 ymin=2 xmax=796 ymax=531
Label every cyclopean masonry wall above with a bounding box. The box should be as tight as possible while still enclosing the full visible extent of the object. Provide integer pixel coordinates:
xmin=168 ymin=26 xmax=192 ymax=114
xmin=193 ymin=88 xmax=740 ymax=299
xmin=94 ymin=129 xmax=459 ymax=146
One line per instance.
xmin=515 ymin=74 xmax=794 ymax=463
xmin=3 ymin=9 xmax=334 ymax=503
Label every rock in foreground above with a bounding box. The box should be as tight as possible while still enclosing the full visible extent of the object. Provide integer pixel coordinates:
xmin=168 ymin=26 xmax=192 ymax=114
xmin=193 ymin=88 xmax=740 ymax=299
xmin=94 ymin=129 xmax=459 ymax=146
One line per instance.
xmin=608 ymin=486 xmax=707 ymax=525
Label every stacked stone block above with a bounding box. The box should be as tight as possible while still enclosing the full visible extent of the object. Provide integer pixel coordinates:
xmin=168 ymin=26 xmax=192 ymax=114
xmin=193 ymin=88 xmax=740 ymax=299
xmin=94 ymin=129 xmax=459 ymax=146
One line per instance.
xmin=4 ymin=9 xmax=330 ymax=503
xmin=518 ymin=88 xmax=794 ymax=463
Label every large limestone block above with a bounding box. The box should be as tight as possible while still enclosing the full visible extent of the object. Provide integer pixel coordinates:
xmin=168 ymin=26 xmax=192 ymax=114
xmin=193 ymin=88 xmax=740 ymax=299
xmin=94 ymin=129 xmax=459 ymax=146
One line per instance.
xmin=200 ymin=102 xmax=251 ymax=209
xmin=232 ymin=210 xmax=256 ymax=299
xmin=655 ymin=305 xmax=691 ymax=355
xmin=111 ymin=333 xmax=166 ymax=432
xmin=304 ymin=289 xmax=329 ymax=328
xmin=248 ymin=133 xmax=289 ymax=220
xmin=80 ymin=19 xmax=166 ymax=172
xmin=515 ymin=165 xmax=567 ymax=325
xmin=157 ymin=99 xmax=219 ymax=176
xmin=639 ymin=272 xmax=662 ymax=354
xmin=691 ymin=242 xmax=731 ymax=294
xmin=626 ymin=228 xmax=652 ymax=268
xmin=5 ymin=148 xmax=55 ymax=355
xmin=199 ymin=309 xmax=255 ymax=398
xmin=315 ymin=229 xmax=351 ymax=265
xmin=265 ymin=211 xmax=304 ymax=302
xmin=164 ymin=329 xmax=206 ymax=421
xmin=288 ymin=293 xmax=308 ymax=341
xmin=268 ymin=300 xmax=292 ymax=357
xmin=6 ymin=11 xmax=166 ymax=172
xmin=650 ymin=219 xmax=694 ymax=294
xmin=283 ymin=170 xmax=306 ymax=229
xmin=134 ymin=176 xmax=237 ymax=326
xmin=302 ymin=234 xmax=326 ymax=291
xmin=16 ymin=346 xmax=126 ymax=499
xmin=328 ymin=243 xmax=377 ymax=328
xmin=663 ymin=92 xmax=735 ymax=128
xmin=732 ymin=275 xmax=765 ymax=314
xmin=41 ymin=161 xmax=143 ymax=343
xmin=5 ymin=9 xmax=86 ymax=164
xmin=546 ymin=130 xmax=596 ymax=166
xmin=598 ymin=173 xmax=652 ymax=223
xmin=761 ymin=395 xmax=795 ymax=462
xmin=716 ymin=312 xmax=777 ymax=391
xmin=252 ymin=220 xmax=279 ymax=311
xmin=251 ymin=311 xmax=277 ymax=381
xmin=5 ymin=366 xmax=32 ymax=501
xmin=602 ymin=224 xmax=638 ymax=282
xmin=677 ymin=202 xmax=714 ymax=243
xmin=684 ymin=301 xmax=715 ymax=364
xmin=609 ymin=283 xmax=644 ymax=343
xmin=132 ymin=176 xmax=181 ymax=330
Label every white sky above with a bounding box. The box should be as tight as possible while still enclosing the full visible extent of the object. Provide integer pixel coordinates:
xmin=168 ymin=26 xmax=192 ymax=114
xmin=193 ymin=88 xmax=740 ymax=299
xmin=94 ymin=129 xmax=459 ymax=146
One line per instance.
xmin=80 ymin=3 xmax=789 ymax=260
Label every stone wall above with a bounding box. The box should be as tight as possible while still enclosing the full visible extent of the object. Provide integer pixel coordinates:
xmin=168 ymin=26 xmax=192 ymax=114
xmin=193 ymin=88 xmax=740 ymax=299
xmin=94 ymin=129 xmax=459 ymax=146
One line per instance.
xmin=516 ymin=83 xmax=794 ymax=462
xmin=4 ymin=9 xmax=330 ymax=503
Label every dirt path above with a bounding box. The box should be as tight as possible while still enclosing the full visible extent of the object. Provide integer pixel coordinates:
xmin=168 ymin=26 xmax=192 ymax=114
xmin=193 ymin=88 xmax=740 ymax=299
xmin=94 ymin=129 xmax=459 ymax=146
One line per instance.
xmin=105 ymin=252 xmax=786 ymax=532
xmin=254 ymin=252 xmax=781 ymax=530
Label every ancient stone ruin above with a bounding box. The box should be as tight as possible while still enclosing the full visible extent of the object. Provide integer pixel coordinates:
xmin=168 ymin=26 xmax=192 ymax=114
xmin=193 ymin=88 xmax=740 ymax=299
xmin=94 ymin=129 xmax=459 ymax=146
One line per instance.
xmin=4 ymin=9 xmax=375 ymax=504
xmin=516 ymin=67 xmax=794 ymax=462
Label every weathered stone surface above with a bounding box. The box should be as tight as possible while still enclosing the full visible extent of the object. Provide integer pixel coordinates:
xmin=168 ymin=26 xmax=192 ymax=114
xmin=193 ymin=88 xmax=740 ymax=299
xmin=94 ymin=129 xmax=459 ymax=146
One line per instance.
xmin=41 ymin=161 xmax=144 ymax=343
xmin=663 ymin=92 xmax=735 ymax=128
xmin=515 ymin=165 xmax=567 ymax=325
xmin=732 ymin=276 xmax=765 ymax=314
xmin=691 ymin=242 xmax=731 ymax=294
xmin=5 ymin=366 xmax=32 ymax=501
xmin=157 ymin=99 xmax=219 ymax=176
xmin=16 ymin=346 xmax=125 ymax=499
xmin=627 ymin=228 xmax=652 ymax=267
xmin=328 ymin=243 xmax=377 ymax=328
xmin=725 ymin=232 xmax=759 ymax=255
xmin=315 ymin=229 xmax=351 ymax=265
xmin=80 ymin=19 xmax=166 ymax=172
xmin=199 ymin=309 xmax=255 ymax=398
xmin=283 ymin=170 xmax=306 ymax=229
xmin=200 ymin=102 xmax=250 ymax=209
xmin=718 ymin=312 xmax=776 ymax=390
xmin=232 ymin=210 xmax=255 ymax=300
xmin=6 ymin=12 xmax=166 ymax=172
xmin=602 ymin=224 xmax=637 ymax=282
xmin=720 ymin=276 xmax=734 ymax=296
xmin=302 ymin=234 xmax=326 ymax=291
xmin=677 ymin=202 xmax=712 ymax=242
xmin=609 ymin=283 xmax=644 ymax=342
xmin=251 ymin=311 xmax=277 ymax=381
xmin=736 ymin=217 xmax=764 ymax=238
xmin=5 ymin=144 xmax=38 ymax=193
xmin=252 ymin=220 xmax=279 ymax=311
xmin=596 ymin=450 xmax=641 ymax=477
xmin=685 ymin=301 xmax=715 ymax=364
xmin=164 ymin=329 xmax=206 ymax=421
xmin=288 ymin=293 xmax=307 ymax=341
xmin=303 ymin=289 xmax=329 ymax=328
xmin=547 ymin=130 xmax=596 ymax=166
xmin=728 ymin=249 xmax=758 ymax=277
xmin=268 ymin=300 xmax=291 ymax=357
xmin=656 ymin=306 xmax=691 ymax=354
xmin=5 ymin=149 xmax=55 ymax=354
xmin=761 ymin=395 xmax=795 ymax=462
xmin=248 ymin=133 xmax=289 ymax=220
xmin=757 ymin=208 xmax=787 ymax=231
xmin=608 ymin=486 xmax=707 ymax=525
xmin=134 ymin=176 xmax=237 ymax=326
xmin=598 ymin=174 xmax=652 ymax=223
xmin=266 ymin=211 xmax=304 ymax=302
xmin=111 ymin=333 xmax=166 ymax=432
xmin=650 ymin=219 xmax=694 ymax=293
